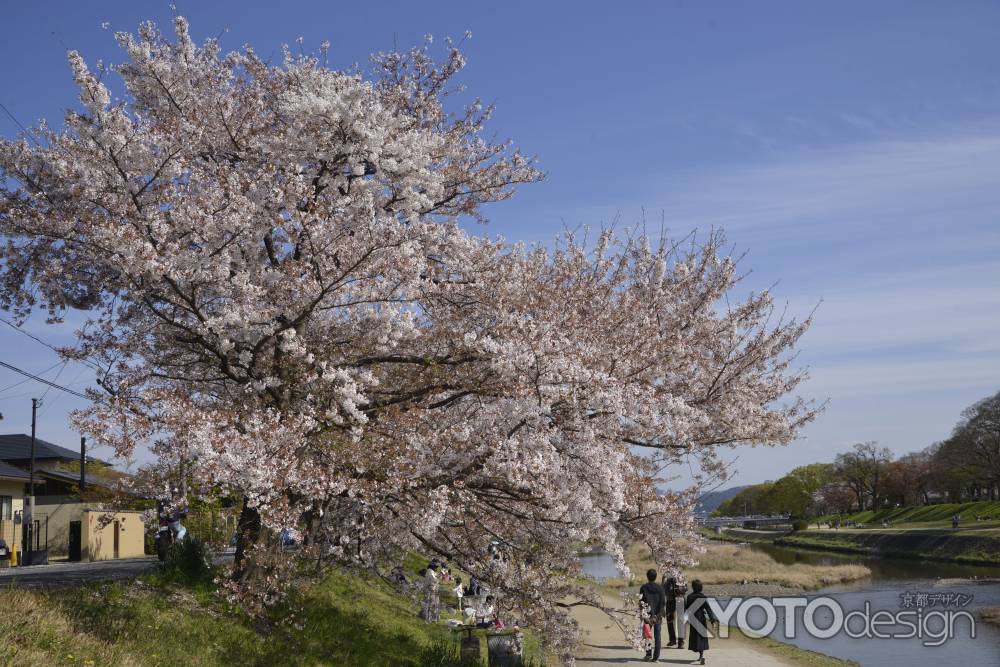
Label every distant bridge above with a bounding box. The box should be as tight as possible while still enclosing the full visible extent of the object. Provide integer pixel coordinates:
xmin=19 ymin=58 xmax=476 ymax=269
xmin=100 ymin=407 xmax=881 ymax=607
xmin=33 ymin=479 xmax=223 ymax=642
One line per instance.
xmin=696 ymin=514 xmax=791 ymax=529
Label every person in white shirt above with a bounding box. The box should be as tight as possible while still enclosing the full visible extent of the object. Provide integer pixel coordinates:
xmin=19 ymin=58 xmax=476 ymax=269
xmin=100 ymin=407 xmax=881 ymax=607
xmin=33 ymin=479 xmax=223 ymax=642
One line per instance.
xmin=453 ymin=576 xmax=465 ymax=610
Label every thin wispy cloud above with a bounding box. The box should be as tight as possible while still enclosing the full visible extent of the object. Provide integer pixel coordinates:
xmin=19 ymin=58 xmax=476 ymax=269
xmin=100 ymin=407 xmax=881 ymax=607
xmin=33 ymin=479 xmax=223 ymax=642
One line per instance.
xmin=627 ymin=130 xmax=1000 ymax=484
xmin=655 ymin=131 xmax=1000 ymax=238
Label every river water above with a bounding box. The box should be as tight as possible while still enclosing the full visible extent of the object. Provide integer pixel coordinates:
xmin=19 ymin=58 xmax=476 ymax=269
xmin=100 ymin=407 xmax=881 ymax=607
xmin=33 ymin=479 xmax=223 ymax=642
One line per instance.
xmin=579 ymin=544 xmax=1000 ymax=666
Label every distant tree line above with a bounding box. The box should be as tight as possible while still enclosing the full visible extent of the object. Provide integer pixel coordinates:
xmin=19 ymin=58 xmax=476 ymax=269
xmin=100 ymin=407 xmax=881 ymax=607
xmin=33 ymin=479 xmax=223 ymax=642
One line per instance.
xmin=714 ymin=389 xmax=1000 ymax=517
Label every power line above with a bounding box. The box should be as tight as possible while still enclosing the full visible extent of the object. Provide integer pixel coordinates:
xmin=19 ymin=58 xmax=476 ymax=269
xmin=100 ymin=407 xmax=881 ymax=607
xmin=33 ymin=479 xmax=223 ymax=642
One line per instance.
xmin=0 ymin=360 xmax=65 ymax=395
xmin=0 ymin=360 xmax=89 ymax=399
xmin=0 ymin=100 xmax=41 ymax=146
xmin=0 ymin=315 xmax=103 ymax=372
xmin=37 ymin=360 xmax=68 ymax=403
xmin=38 ymin=364 xmax=89 ymax=419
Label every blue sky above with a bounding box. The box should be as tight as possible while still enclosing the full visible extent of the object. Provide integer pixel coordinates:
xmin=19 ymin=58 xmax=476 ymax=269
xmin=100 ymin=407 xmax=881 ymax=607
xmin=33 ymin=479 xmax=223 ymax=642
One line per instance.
xmin=1 ymin=1 xmax=998 ymax=486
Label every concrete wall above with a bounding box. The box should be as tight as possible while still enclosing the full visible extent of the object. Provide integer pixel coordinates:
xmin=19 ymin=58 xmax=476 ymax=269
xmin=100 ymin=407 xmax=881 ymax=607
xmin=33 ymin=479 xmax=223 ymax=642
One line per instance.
xmin=35 ymin=496 xmax=89 ymax=555
xmin=82 ymin=510 xmax=145 ymax=561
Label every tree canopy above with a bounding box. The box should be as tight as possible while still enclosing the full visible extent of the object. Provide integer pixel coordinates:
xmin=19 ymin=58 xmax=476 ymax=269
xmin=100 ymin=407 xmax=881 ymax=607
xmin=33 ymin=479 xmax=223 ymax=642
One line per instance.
xmin=0 ymin=19 xmax=817 ymax=658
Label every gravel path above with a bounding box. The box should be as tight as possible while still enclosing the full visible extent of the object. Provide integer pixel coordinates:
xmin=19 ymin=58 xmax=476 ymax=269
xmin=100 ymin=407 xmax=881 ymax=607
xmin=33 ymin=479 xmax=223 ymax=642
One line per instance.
xmin=572 ymin=594 xmax=794 ymax=666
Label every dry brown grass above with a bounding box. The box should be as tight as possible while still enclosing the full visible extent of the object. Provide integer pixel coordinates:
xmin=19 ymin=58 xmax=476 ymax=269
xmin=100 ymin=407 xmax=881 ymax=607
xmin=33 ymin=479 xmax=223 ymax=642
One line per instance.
xmin=980 ymin=607 xmax=1000 ymax=627
xmin=626 ymin=542 xmax=871 ymax=590
xmin=0 ymin=588 xmax=138 ymax=667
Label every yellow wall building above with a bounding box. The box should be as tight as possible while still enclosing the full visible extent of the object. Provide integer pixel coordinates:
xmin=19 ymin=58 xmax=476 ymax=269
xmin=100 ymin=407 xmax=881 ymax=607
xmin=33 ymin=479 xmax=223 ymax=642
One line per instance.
xmin=0 ymin=469 xmax=27 ymax=551
xmin=81 ymin=509 xmax=146 ymax=561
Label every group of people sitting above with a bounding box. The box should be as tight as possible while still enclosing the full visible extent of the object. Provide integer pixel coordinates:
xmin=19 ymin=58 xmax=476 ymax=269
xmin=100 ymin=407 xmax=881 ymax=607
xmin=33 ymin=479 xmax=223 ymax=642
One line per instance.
xmin=638 ymin=568 xmax=717 ymax=665
xmin=414 ymin=559 xmax=500 ymax=629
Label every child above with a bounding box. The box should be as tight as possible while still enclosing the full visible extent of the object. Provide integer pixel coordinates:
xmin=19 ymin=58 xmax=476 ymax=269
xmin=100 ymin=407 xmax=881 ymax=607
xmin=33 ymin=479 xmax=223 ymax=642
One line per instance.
xmin=453 ymin=576 xmax=465 ymax=610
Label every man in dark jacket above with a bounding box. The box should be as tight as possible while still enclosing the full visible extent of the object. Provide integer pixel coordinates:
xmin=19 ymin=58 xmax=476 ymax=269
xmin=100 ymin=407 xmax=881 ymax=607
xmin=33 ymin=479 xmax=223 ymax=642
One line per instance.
xmin=662 ymin=575 xmax=684 ymax=648
xmin=639 ymin=568 xmax=666 ymax=662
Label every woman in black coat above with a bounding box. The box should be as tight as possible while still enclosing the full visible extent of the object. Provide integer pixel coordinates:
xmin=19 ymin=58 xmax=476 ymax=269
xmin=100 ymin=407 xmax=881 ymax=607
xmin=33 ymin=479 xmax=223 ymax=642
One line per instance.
xmin=685 ymin=580 xmax=717 ymax=665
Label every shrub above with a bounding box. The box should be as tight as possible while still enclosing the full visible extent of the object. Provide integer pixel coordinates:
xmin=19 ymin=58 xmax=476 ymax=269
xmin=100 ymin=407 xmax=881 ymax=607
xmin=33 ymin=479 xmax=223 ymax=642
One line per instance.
xmin=791 ymin=519 xmax=810 ymax=532
xmin=418 ymin=642 xmax=483 ymax=667
xmin=418 ymin=641 xmax=543 ymax=667
xmin=158 ymin=536 xmax=214 ymax=585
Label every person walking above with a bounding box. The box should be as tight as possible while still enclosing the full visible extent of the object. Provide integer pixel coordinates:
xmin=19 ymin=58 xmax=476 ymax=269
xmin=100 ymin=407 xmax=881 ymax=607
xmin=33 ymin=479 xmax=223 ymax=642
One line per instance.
xmin=639 ymin=568 xmax=666 ymax=662
xmin=661 ymin=576 xmax=682 ymax=648
xmin=663 ymin=577 xmax=687 ymax=648
xmin=685 ymin=580 xmax=717 ymax=665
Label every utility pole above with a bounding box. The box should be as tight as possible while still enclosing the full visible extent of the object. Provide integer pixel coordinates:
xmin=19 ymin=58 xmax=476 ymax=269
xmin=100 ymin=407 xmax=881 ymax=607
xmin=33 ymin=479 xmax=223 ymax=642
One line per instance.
xmin=25 ymin=398 xmax=38 ymax=561
xmin=80 ymin=436 xmax=86 ymax=493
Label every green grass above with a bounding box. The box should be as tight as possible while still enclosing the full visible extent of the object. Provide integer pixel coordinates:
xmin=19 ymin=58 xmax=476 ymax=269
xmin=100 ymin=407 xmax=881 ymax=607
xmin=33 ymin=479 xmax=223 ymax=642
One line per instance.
xmin=815 ymin=500 xmax=1000 ymax=529
xmin=0 ymin=567 xmax=537 ymax=667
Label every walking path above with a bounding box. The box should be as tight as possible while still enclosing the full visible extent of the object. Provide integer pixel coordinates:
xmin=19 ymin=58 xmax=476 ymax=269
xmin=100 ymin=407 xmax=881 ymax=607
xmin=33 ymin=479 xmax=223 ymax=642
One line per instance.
xmin=0 ymin=556 xmax=159 ymax=587
xmin=572 ymin=597 xmax=794 ymax=666
xmin=0 ymin=550 xmax=235 ymax=588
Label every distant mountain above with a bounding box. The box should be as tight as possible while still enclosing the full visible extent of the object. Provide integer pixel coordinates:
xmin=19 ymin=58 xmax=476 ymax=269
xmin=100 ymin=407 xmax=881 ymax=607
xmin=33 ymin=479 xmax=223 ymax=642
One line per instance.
xmin=696 ymin=486 xmax=750 ymax=514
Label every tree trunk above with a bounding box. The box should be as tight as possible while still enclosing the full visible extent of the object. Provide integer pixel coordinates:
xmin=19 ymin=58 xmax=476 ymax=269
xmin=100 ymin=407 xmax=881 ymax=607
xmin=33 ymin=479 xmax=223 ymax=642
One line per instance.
xmin=233 ymin=499 xmax=262 ymax=580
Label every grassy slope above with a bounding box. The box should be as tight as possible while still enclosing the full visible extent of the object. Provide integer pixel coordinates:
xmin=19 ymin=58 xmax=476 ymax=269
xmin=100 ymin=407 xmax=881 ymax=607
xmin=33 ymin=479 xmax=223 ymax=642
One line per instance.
xmin=0 ymin=569 xmax=481 ymax=667
xmin=815 ymin=500 xmax=1000 ymax=529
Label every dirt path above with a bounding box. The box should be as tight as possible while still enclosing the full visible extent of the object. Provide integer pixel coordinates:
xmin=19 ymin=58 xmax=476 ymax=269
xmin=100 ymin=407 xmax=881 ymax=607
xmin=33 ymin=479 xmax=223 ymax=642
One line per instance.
xmin=571 ymin=598 xmax=794 ymax=666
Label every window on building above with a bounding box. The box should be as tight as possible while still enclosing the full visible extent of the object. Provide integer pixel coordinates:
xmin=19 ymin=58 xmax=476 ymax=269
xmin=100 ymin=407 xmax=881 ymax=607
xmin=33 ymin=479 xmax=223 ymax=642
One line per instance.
xmin=0 ymin=496 xmax=11 ymax=521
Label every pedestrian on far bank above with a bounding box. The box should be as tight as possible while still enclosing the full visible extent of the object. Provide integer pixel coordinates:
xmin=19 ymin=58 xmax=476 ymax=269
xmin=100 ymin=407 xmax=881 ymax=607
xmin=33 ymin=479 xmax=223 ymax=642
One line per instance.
xmin=639 ymin=568 xmax=666 ymax=662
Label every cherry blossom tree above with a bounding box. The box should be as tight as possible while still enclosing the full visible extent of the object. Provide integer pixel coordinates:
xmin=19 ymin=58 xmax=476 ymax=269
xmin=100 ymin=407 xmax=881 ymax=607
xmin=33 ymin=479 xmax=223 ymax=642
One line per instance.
xmin=0 ymin=18 xmax=816 ymax=660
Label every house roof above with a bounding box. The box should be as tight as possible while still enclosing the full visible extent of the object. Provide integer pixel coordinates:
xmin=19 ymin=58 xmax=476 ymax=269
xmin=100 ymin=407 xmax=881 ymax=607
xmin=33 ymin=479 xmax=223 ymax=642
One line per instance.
xmin=0 ymin=434 xmax=104 ymax=464
xmin=36 ymin=466 xmax=117 ymax=490
xmin=0 ymin=460 xmax=29 ymax=482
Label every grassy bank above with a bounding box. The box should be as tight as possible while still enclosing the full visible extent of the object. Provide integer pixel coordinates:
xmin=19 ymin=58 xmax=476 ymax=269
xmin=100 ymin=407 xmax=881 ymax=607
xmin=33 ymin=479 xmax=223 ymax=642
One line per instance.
xmin=775 ymin=528 xmax=1000 ymax=566
xmin=728 ymin=628 xmax=860 ymax=667
xmin=625 ymin=542 xmax=870 ymax=590
xmin=703 ymin=527 xmax=791 ymax=543
xmin=815 ymin=500 xmax=1000 ymax=530
xmin=0 ymin=567 xmax=533 ymax=667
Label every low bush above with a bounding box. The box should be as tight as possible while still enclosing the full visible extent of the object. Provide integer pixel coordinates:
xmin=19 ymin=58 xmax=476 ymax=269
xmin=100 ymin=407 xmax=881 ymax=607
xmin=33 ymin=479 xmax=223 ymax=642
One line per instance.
xmin=157 ymin=536 xmax=215 ymax=585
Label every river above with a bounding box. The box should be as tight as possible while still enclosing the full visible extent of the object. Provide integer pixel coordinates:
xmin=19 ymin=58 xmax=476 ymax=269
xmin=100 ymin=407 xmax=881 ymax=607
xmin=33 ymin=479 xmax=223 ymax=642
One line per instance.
xmin=579 ymin=543 xmax=1000 ymax=666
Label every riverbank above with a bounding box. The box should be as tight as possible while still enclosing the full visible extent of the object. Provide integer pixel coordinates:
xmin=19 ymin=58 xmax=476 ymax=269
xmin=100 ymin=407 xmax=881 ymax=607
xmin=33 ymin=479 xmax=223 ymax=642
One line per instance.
xmin=981 ymin=607 xmax=1000 ymax=628
xmin=774 ymin=527 xmax=1000 ymax=566
xmin=707 ymin=527 xmax=791 ymax=543
xmin=815 ymin=500 xmax=1000 ymax=530
xmin=625 ymin=542 xmax=870 ymax=596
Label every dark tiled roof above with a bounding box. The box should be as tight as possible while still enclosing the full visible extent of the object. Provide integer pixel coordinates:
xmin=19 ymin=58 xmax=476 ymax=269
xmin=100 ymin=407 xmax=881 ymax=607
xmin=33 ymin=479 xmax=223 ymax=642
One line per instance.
xmin=36 ymin=466 xmax=117 ymax=490
xmin=0 ymin=434 xmax=103 ymax=463
xmin=0 ymin=460 xmax=29 ymax=481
